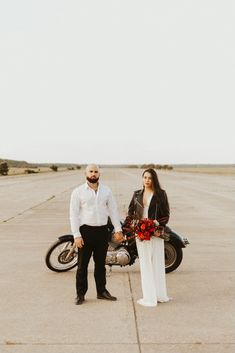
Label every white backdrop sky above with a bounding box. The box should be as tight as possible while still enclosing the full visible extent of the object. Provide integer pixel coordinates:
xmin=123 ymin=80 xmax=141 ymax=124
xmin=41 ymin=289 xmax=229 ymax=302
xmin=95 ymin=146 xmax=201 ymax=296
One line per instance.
xmin=0 ymin=0 xmax=234 ymax=165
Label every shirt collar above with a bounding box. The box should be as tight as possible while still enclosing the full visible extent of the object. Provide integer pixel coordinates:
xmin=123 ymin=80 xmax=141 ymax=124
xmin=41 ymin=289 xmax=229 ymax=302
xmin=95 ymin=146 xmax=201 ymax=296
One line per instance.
xmin=85 ymin=181 xmax=100 ymax=190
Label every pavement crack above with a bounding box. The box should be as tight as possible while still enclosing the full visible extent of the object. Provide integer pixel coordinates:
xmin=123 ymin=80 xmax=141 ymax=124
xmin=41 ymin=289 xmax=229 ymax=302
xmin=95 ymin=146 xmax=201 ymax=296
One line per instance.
xmin=0 ymin=184 xmax=78 ymax=224
xmin=0 ymin=196 xmax=55 ymax=224
xmin=127 ymin=269 xmax=142 ymax=353
xmin=2 ymin=341 xmax=234 ymax=346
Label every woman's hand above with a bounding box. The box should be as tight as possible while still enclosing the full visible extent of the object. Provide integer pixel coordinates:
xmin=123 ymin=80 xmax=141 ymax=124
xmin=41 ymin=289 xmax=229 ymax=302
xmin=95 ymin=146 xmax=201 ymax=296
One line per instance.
xmin=153 ymin=222 xmax=164 ymax=237
xmin=154 ymin=229 xmax=163 ymax=237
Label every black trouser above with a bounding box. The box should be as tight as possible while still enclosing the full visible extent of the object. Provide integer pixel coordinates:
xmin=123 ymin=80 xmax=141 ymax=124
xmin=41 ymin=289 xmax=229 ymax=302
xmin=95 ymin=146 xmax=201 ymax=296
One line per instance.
xmin=76 ymin=224 xmax=109 ymax=296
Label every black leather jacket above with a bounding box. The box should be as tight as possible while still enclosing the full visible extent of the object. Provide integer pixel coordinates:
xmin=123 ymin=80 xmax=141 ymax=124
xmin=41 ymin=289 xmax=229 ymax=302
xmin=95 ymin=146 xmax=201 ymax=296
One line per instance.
xmin=126 ymin=189 xmax=170 ymax=226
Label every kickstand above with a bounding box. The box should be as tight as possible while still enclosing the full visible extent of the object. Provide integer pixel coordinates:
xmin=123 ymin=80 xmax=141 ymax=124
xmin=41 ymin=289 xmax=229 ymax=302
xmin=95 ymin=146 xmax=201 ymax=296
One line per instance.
xmin=107 ymin=265 xmax=112 ymax=277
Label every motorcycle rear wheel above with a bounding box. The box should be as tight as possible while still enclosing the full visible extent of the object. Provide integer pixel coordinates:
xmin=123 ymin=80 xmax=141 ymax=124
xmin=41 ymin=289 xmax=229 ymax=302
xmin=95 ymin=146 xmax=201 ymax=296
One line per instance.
xmin=45 ymin=239 xmax=78 ymax=272
xmin=165 ymin=242 xmax=183 ymax=273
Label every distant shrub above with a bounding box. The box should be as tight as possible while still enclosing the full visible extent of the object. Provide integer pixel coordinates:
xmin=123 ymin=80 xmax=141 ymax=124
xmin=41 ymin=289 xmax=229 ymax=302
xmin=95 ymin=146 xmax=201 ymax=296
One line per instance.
xmin=141 ymin=164 xmax=173 ymax=170
xmin=67 ymin=167 xmax=75 ymax=170
xmin=24 ymin=169 xmax=38 ymax=174
xmin=0 ymin=162 xmax=9 ymax=175
xmin=160 ymin=165 xmax=173 ymax=170
xmin=127 ymin=165 xmax=140 ymax=168
xmin=155 ymin=165 xmax=162 ymax=170
xmin=76 ymin=165 xmax=81 ymax=169
xmin=50 ymin=165 xmax=58 ymax=172
xmin=141 ymin=163 xmax=155 ymax=169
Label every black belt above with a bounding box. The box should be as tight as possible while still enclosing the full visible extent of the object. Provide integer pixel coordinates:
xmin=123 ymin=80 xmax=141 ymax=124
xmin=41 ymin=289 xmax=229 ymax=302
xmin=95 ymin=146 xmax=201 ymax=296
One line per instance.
xmin=81 ymin=224 xmax=107 ymax=230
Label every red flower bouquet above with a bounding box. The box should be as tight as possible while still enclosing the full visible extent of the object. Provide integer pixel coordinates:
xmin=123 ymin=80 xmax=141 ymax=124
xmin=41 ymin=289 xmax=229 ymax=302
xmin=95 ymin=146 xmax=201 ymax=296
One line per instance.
xmin=129 ymin=218 xmax=169 ymax=241
xmin=123 ymin=217 xmax=169 ymax=241
xmin=131 ymin=219 xmax=156 ymax=241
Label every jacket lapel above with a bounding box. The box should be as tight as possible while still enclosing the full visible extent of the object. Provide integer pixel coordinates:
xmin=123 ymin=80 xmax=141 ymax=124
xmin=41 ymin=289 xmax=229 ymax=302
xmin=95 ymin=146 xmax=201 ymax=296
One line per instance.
xmin=148 ymin=194 xmax=157 ymax=219
xmin=135 ymin=190 xmax=144 ymax=219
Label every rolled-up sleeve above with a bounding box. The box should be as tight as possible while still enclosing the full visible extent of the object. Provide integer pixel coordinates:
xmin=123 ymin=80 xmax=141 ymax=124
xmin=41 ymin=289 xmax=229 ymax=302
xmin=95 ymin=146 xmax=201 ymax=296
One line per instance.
xmin=107 ymin=190 xmax=122 ymax=232
xmin=69 ymin=189 xmax=82 ymax=239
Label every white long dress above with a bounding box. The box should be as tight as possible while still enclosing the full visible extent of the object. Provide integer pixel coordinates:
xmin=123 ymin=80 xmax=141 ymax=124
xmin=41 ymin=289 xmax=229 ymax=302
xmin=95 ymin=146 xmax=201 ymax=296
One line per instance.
xmin=136 ymin=195 xmax=170 ymax=307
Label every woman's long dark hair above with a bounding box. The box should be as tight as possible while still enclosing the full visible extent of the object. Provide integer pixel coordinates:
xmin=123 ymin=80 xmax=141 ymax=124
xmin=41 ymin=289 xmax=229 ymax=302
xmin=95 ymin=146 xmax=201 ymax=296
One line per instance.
xmin=142 ymin=168 xmax=168 ymax=212
xmin=142 ymin=168 xmax=162 ymax=194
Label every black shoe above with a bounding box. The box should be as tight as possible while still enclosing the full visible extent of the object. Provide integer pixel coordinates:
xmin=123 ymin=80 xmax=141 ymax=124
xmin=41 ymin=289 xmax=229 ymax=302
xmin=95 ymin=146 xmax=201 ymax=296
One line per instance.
xmin=97 ymin=290 xmax=117 ymax=301
xmin=75 ymin=295 xmax=85 ymax=305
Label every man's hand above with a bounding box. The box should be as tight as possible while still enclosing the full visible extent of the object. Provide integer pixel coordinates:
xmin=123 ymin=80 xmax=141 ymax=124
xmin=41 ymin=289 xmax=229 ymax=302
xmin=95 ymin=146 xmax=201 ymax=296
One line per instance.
xmin=113 ymin=231 xmax=124 ymax=243
xmin=74 ymin=237 xmax=84 ymax=248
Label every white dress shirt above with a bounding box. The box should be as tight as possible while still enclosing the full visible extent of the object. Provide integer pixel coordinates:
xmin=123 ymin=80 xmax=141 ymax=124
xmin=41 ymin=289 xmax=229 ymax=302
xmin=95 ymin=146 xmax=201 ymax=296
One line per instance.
xmin=70 ymin=182 xmax=122 ymax=239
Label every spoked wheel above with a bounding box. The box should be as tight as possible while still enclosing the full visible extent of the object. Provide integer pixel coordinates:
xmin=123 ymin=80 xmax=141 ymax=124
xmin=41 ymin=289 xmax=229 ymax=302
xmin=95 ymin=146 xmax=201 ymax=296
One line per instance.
xmin=164 ymin=242 xmax=183 ymax=273
xmin=45 ymin=238 xmax=78 ymax=272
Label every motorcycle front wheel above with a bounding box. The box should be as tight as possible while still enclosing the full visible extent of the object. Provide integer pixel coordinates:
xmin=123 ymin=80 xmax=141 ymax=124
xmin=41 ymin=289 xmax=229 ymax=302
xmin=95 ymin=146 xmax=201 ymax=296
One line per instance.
xmin=164 ymin=242 xmax=183 ymax=273
xmin=45 ymin=239 xmax=78 ymax=272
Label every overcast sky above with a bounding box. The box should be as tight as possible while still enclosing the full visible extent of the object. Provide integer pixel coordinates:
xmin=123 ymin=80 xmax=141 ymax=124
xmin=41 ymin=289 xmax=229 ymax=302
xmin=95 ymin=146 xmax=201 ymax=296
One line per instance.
xmin=0 ymin=0 xmax=234 ymax=165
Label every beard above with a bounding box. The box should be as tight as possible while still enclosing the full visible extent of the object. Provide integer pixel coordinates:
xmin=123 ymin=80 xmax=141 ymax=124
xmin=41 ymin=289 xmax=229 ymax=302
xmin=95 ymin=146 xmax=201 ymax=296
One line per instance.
xmin=86 ymin=176 xmax=99 ymax=184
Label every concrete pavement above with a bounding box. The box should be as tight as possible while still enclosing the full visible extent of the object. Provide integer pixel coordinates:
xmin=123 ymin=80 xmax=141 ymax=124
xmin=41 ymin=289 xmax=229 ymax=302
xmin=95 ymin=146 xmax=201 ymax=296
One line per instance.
xmin=0 ymin=168 xmax=234 ymax=353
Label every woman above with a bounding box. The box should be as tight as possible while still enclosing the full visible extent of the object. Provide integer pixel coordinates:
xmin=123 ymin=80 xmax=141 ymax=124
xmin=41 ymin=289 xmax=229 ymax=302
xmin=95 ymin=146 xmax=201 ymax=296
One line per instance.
xmin=125 ymin=168 xmax=171 ymax=307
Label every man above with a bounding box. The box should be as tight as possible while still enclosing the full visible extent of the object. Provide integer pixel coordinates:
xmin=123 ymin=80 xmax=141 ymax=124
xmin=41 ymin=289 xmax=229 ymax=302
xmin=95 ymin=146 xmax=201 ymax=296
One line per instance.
xmin=70 ymin=164 xmax=124 ymax=305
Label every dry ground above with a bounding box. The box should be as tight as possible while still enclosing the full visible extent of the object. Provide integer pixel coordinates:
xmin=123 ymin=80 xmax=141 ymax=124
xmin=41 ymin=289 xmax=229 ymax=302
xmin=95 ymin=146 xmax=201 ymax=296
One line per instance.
xmin=0 ymin=168 xmax=234 ymax=353
xmin=7 ymin=167 xmax=70 ymax=176
xmin=5 ymin=165 xmax=235 ymax=177
xmin=174 ymin=166 xmax=235 ymax=175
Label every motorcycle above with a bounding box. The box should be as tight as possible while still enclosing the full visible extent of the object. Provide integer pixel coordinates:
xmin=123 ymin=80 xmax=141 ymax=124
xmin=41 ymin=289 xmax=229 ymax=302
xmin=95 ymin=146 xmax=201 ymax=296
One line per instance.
xmin=45 ymin=224 xmax=189 ymax=273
